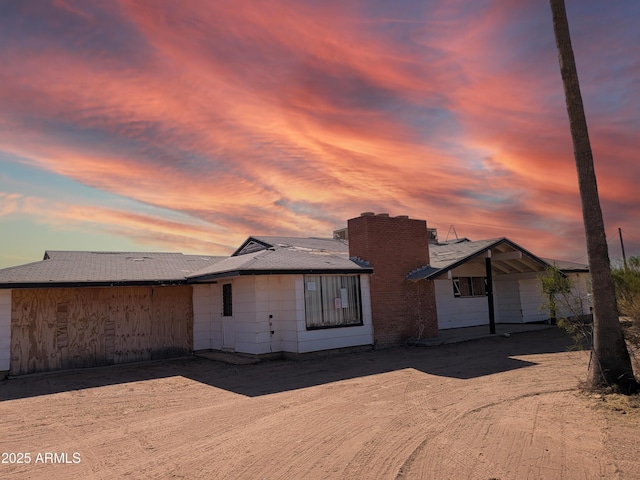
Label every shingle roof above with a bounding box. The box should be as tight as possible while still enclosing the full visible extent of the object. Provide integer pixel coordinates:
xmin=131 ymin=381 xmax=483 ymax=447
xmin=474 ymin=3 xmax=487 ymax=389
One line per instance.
xmin=188 ymin=246 xmax=369 ymax=282
xmin=407 ymin=238 xmax=551 ymax=280
xmin=428 ymin=239 xmax=503 ymax=269
xmin=541 ymin=258 xmax=589 ymax=272
xmin=0 ymin=239 xmax=370 ymax=288
xmin=0 ymin=251 xmax=226 ymax=287
xmin=233 ymin=236 xmax=349 ymax=257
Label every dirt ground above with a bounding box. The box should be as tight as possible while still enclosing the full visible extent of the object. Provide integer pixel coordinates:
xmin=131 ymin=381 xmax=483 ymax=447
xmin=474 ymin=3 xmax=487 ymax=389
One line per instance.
xmin=1 ymin=328 xmax=639 ymax=480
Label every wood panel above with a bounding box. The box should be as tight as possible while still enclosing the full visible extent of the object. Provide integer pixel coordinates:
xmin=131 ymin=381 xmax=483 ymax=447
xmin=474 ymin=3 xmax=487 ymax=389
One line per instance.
xmin=150 ymin=286 xmax=193 ymax=358
xmin=11 ymin=289 xmax=63 ymax=375
xmin=111 ymin=287 xmax=153 ymax=364
xmin=65 ymin=288 xmax=110 ymax=369
xmin=10 ymin=285 xmax=194 ymax=375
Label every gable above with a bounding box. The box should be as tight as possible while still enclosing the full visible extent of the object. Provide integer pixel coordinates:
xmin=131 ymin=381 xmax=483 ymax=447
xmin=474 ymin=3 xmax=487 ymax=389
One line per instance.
xmin=235 ymin=239 xmax=273 ymax=256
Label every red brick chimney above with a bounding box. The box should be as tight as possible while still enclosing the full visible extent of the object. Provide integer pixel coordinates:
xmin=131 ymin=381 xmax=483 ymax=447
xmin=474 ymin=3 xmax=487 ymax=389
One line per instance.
xmin=348 ymin=212 xmax=438 ymax=346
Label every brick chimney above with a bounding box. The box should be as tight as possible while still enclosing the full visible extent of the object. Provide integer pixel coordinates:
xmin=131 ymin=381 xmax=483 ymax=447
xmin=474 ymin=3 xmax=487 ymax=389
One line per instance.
xmin=348 ymin=212 xmax=438 ymax=346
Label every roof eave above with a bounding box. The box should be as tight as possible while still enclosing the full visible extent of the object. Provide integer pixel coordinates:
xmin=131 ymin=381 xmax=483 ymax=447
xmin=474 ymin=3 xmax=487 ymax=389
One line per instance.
xmin=417 ymin=238 xmax=551 ymax=280
xmin=0 ymin=279 xmax=188 ymax=289
xmin=188 ymin=267 xmax=373 ymax=283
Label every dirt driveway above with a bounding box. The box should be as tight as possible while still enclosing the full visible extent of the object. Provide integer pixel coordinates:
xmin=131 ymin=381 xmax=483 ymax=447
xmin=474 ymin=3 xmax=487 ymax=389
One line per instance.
xmin=1 ymin=328 xmax=639 ymax=479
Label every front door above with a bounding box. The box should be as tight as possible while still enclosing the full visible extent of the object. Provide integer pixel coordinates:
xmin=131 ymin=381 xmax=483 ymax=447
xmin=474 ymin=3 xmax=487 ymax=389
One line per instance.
xmin=222 ymin=283 xmax=234 ymax=350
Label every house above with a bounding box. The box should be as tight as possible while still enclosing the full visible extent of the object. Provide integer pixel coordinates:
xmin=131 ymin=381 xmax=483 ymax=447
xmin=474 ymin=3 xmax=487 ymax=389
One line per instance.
xmin=0 ymin=241 xmax=374 ymax=376
xmin=407 ymin=236 xmax=591 ymax=331
xmin=0 ymin=212 xmax=589 ymax=376
xmin=0 ymin=251 xmax=225 ymax=376
xmin=187 ymin=236 xmax=374 ymax=357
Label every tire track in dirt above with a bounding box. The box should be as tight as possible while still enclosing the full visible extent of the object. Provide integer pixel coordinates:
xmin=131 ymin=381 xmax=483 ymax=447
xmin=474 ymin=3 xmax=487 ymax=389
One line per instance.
xmin=396 ymin=389 xmax=616 ymax=480
xmin=2 ymin=329 xmax=636 ymax=479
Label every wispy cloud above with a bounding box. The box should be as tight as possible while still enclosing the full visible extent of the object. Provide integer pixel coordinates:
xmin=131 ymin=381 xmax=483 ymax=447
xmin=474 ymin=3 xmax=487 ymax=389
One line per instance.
xmin=0 ymin=0 xmax=638 ymax=265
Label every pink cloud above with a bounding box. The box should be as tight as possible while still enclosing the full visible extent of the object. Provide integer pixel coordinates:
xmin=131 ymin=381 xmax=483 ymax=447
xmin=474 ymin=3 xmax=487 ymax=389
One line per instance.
xmin=0 ymin=0 xmax=638 ymax=263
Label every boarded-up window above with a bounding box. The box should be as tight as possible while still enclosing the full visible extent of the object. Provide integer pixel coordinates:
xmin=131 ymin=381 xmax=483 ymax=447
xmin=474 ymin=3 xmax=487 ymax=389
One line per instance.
xmin=222 ymin=284 xmax=233 ymax=317
xmin=304 ymin=275 xmax=362 ymax=329
xmin=453 ymin=277 xmax=487 ymax=298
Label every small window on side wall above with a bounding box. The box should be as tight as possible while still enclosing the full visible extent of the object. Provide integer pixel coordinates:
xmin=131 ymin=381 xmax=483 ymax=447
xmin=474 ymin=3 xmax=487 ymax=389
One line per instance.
xmin=222 ymin=283 xmax=233 ymax=316
xmin=452 ymin=276 xmax=486 ymax=298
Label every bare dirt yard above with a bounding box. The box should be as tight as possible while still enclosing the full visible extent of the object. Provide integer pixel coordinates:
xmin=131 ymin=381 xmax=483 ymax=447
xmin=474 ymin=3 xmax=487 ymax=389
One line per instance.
xmin=1 ymin=328 xmax=639 ymax=480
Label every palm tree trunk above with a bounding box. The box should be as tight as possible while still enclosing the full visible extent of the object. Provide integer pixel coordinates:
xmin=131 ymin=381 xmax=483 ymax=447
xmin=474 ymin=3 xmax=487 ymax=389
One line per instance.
xmin=549 ymin=0 xmax=638 ymax=392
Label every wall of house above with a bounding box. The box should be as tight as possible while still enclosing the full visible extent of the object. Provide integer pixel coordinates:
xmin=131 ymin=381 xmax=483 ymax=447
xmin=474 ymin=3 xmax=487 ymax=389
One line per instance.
xmin=564 ymin=272 xmax=592 ymax=317
xmin=255 ymin=275 xmax=299 ymax=354
xmin=537 ymin=272 xmax=591 ymax=320
xmin=494 ymin=278 xmax=523 ymax=323
xmin=295 ymin=274 xmax=373 ymax=353
xmin=434 ymin=278 xmax=489 ymax=329
xmin=202 ymin=274 xmax=373 ymax=356
xmin=519 ymin=278 xmax=548 ymax=323
xmin=193 ymin=283 xmax=222 ymax=351
xmin=435 ymin=269 xmax=552 ymax=328
xmin=0 ymin=289 xmax=11 ymax=372
xmin=348 ymin=213 xmax=438 ymax=346
xmin=10 ymin=285 xmax=193 ymax=375
xmin=208 ymin=275 xmax=298 ymax=355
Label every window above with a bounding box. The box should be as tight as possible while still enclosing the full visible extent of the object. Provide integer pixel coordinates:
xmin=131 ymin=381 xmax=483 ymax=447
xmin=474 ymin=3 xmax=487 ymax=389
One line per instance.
xmin=453 ymin=277 xmax=486 ymax=298
xmin=304 ymin=275 xmax=363 ymax=329
xmin=222 ymin=283 xmax=233 ymax=316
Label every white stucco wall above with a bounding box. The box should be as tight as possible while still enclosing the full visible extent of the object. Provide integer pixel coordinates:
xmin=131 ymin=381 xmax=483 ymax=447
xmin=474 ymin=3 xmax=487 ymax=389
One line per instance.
xmin=519 ymin=278 xmax=548 ymax=323
xmin=195 ymin=274 xmax=374 ymax=355
xmin=0 ymin=289 xmax=11 ymax=371
xmin=434 ymin=278 xmax=489 ymax=329
xmin=435 ymin=271 xmax=557 ymax=329
xmin=255 ymin=275 xmax=299 ymax=354
xmin=550 ymin=272 xmax=592 ymax=319
xmin=494 ymin=278 xmax=522 ymax=323
xmin=193 ymin=284 xmax=222 ymax=351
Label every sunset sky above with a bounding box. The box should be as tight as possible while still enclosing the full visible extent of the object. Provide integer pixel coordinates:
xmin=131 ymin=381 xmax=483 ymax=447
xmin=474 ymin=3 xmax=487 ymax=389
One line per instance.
xmin=1 ymin=0 xmax=639 ymax=268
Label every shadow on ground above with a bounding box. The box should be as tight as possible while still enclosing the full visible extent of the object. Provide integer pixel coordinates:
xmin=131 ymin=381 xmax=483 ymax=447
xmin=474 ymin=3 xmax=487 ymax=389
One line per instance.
xmin=0 ymin=328 xmax=576 ymax=401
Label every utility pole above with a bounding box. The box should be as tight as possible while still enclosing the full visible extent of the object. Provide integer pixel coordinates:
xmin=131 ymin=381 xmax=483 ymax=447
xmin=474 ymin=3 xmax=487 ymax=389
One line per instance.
xmin=619 ymin=227 xmax=628 ymax=270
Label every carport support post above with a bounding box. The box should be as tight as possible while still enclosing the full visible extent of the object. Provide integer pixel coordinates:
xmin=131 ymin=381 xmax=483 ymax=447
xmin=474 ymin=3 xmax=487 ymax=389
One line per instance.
xmin=485 ymin=255 xmax=496 ymax=334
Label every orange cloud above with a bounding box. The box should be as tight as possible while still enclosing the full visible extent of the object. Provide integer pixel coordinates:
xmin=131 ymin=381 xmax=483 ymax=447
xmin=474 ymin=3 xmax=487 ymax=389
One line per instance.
xmin=0 ymin=0 xmax=638 ymax=264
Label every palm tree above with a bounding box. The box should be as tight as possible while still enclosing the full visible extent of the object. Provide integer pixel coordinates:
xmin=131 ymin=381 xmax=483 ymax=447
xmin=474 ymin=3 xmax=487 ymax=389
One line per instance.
xmin=549 ymin=0 xmax=638 ymax=393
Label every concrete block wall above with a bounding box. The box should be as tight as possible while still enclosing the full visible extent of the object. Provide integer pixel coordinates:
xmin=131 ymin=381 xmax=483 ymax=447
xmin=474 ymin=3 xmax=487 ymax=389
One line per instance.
xmin=347 ymin=212 xmax=438 ymax=346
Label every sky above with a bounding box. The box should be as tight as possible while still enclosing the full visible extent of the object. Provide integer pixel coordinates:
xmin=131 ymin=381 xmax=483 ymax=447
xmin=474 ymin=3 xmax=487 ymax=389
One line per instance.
xmin=1 ymin=0 xmax=639 ymax=269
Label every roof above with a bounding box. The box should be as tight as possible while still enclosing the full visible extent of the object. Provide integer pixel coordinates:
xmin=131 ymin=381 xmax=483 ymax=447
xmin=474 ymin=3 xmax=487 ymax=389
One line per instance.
xmin=0 ymin=251 xmax=226 ymax=288
xmin=190 ymin=237 xmax=368 ymax=282
xmin=541 ymin=258 xmax=589 ymax=273
xmin=233 ymin=236 xmax=349 ymax=257
xmin=0 ymin=237 xmax=370 ymax=288
xmin=408 ymin=238 xmax=552 ymax=280
xmin=188 ymin=248 xmax=369 ymax=282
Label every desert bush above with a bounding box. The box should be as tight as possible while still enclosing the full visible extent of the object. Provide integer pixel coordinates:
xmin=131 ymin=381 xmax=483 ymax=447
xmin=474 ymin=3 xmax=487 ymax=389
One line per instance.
xmin=612 ymin=256 xmax=640 ymax=323
xmin=539 ymin=265 xmax=592 ymax=349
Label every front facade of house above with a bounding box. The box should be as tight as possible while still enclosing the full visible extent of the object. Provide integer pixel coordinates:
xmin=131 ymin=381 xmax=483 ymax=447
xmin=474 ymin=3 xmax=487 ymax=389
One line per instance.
xmin=192 ymin=274 xmax=373 ymax=356
xmin=187 ymin=235 xmax=375 ymax=355
xmin=0 ymin=212 xmax=590 ymax=376
xmin=0 ymin=241 xmax=376 ymax=375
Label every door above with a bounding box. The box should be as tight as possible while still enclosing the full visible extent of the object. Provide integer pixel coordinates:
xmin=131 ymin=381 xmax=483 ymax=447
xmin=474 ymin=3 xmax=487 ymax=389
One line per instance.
xmin=222 ymin=283 xmax=234 ymax=350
